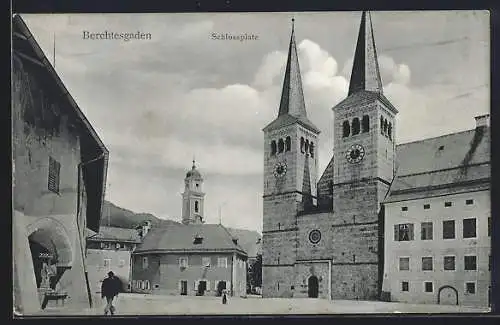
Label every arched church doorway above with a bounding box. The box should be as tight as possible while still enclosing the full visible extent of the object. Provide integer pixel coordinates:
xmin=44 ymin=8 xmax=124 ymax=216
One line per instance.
xmin=437 ymin=285 xmax=458 ymax=305
xmin=308 ymin=276 xmax=319 ymax=298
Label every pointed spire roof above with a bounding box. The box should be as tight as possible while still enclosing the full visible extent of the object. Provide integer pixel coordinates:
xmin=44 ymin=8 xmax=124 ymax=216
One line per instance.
xmin=348 ymin=11 xmax=383 ymax=96
xmin=263 ymin=19 xmax=320 ymax=134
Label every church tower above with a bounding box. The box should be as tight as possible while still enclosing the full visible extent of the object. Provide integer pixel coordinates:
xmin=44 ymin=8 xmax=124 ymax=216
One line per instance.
xmin=182 ymin=159 xmax=205 ymax=225
xmin=330 ymin=11 xmax=398 ymax=299
xmin=261 ymin=19 xmax=320 ymax=298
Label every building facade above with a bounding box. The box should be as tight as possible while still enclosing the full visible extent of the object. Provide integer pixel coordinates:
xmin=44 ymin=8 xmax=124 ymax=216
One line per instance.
xmin=261 ymin=11 xmax=491 ymax=306
xmin=382 ymin=117 xmax=491 ymax=307
xmin=86 ymin=224 xmax=146 ymax=297
xmin=131 ymin=162 xmax=248 ymax=297
xmin=12 ymin=15 xmax=108 ymax=314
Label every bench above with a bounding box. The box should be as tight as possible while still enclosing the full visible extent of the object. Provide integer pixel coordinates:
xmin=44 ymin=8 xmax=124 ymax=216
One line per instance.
xmin=41 ymin=292 xmax=68 ymax=310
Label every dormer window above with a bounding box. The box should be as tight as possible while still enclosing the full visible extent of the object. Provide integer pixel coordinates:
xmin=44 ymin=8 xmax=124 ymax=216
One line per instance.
xmin=438 ymin=145 xmax=444 ymax=151
xmin=194 ymin=234 xmax=203 ymax=244
xmin=232 ymin=238 xmax=238 ymax=245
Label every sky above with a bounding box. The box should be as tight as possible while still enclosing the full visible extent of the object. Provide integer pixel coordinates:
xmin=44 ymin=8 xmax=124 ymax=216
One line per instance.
xmin=21 ymin=11 xmax=489 ymax=233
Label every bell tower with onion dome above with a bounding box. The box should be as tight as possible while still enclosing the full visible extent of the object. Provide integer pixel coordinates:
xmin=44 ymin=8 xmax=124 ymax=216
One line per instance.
xmin=182 ymin=159 xmax=205 ymax=225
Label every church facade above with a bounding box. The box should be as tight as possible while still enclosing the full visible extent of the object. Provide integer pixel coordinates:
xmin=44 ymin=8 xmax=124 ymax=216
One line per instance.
xmin=261 ymin=11 xmax=491 ymax=305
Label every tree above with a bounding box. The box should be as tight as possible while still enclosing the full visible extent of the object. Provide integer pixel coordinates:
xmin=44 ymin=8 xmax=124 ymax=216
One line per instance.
xmin=248 ymin=254 xmax=262 ymax=293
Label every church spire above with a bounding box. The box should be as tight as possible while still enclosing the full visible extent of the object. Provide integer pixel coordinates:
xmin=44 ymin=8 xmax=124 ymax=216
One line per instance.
xmin=348 ymin=11 xmax=383 ymax=96
xmin=277 ymin=17 xmax=307 ymax=119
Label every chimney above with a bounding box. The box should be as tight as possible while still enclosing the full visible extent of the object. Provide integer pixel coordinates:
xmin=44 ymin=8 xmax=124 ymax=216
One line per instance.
xmin=142 ymin=221 xmax=152 ymax=237
xmin=475 ymin=114 xmax=489 ymax=129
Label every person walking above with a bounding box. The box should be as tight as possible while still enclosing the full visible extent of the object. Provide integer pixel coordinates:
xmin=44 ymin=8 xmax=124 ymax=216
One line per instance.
xmin=101 ymin=271 xmax=121 ymax=316
xmin=222 ymin=288 xmax=228 ymax=305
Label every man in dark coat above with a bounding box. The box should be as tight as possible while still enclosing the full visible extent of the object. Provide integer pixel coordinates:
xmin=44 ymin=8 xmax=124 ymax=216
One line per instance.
xmin=101 ymin=271 xmax=121 ymax=315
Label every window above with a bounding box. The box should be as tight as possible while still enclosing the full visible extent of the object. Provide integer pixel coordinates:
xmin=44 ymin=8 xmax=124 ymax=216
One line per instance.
xmin=489 ymin=255 xmax=492 ymax=271
xmin=488 ymin=217 xmax=491 ymax=237
xmin=352 ymin=117 xmax=360 ymax=135
xmin=116 ymin=243 xmax=122 ymax=249
xmin=399 ymin=257 xmax=410 ymax=271
xmin=388 ymin=122 xmax=392 ymax=140
xmin=217 ymin=257 xmax=228 ymax=268
xmin=401 ymin=206 xmax=408 ymax=211
xmin=464 ymin=256 xmax=477 ymax=270
xmin=394 ymin=223 xmax=414 ymax=241
xmin=48 ymin=156 xmax=61 ymax=194
xmin=300 ymin=137 xmax=305 ymax=153
xmin=342 ymin=121 xmax=350 ymax=137
xmin=195 ymin=201 xmax=199 ymax=213
xmin=140 ymin=280 xmax=145 ymax=290
xmin=422 ymin=257 xmax=433 ymax=271
xmin=463 ymin=218 xmax=476 ymax=238
xmin=421 ymin=222 xmax=433 ymax=240
xmin=285 ymin=136 xmax=291 ymax=152
xmin=309 ymin=142 xmax=314 ymax=158
xmin=145 ymin=280 xmax=150 ymax=290
xmin=444 ymin=256 xmax=455 ymax=271
xmin=383 ymin=119 xmax=388 ymax=135
xmin=444 ymin=202 xmax=452 ymax=207
xmin=278 ymin=139 xmax=284 ymax=153
xmin=465 ymin=282 xmax=476 ymax=294
xmin=401 ymin=281 xmax=409 ymax=292
xmin=271 ymin=141 xmax=277 ymax=155
xmin=304 ymin=140 xmax=309 ymax=154
xmin=202 ymin=257 xmax=211 ymax=267
xmin=362 ymin=115 xmax=370 ymax=133
xmin=179 ymin=257 xmax=189 ymax=268
xmin=466 ymin=199 xmax=474 ymax=205
xmin=424 ymin=282 xmax=433 ymax=293
xmin=154 ymin=284 xmax=160 ymax=289
xmin=104 ymin=259 xmax=111 ymax=268
xmin=119 ymin=259 xmax=125 ymax=268
xmin=142 ymin=257 xmax=149 ymax=269
xmin=443 ymin=220 xmax=455 ymax=239
xmin=380 ymin=116 xmax=384 ymax=135
xmin=423 ymin=204 xmax=430 ymax=210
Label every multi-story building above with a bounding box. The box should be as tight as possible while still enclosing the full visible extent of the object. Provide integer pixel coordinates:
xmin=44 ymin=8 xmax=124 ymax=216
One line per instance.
xmin=12 ymin=14 xmax=109 ymax=314
xmin=382 ymin=115 xmax=491 ymax=307
xmin=131 ymin=161 xmax=248 ymax=297
xmin=86 ymin=223 xmax=146 ymax=297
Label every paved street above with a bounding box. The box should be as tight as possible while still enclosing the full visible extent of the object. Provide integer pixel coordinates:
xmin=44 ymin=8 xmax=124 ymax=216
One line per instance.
xmin=27 ymin=293 xmax=489 ymax=316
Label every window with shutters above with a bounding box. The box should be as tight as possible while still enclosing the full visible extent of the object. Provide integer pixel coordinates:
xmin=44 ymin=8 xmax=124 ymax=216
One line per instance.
xmin=394 ymin=223 xmax=414 ymax=241
xmin=421 ymin=222 xmax=433 ymax=240
xmin=463 ymin=218 xmax=476 ymax=238
xmin=218 ymin=257 xmax=228 ymax=268
xmin=48 ymin=156 xmax=61 ymax=194
xmin=422 ymin=257 xmax=433 ymax=271
xmin=443 ymin=220 xmax=455 ymax=239
xmin=444 ymin=256 xmax=455 ymax=271
xmin=179 ymin=256 xmax=189 ymax=268
xmin=202 ymin=257 xmax=211 ymax=267
xmin=399 ymin=257 xmax=410 ymax=271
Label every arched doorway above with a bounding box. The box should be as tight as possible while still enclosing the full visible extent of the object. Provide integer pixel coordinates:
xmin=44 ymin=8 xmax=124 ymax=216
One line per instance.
xmin=438 ymin=285 xmax=458 ymax=305
xmin=308 ymin=276 xmax=319 ymax=298
xmin=26 ymin=218 xmax=73 ymax=301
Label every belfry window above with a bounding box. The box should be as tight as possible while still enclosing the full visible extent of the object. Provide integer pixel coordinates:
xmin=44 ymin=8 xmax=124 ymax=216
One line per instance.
xmin=305 ymin=140 xmax=309 ymax=154
xmin=309 ymin=142 xmax=314 ymax=158
xmin=278 ymin=138 xmax=285 ymax=153
xmin=271 ymin=141 xmax=277 ymax=155
xmin=342 ymin=121 xmax=350 ymax=137
xmin=388 ymin=122 xmax=392 ymax=140
xmin=352 ymin=118 xmax=360 ymax=135
xmin=300 ymin=137 xmax=305 ymax=153
xmin=362 ymin=115 xmax=369 ymax=133
xmin=380 ymin=116 xmax=384 ymax=135
xmin=285 ymin=136 xmax=291 ymax=152
xmin=48 ymin=156 xmax=61 ymax=194
xmin=383 ymin=119 xmax=388 ymax=136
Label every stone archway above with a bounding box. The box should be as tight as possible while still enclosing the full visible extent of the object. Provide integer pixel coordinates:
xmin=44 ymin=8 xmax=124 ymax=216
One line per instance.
xmin=308 ymin=276 xmax=319 ymax=298
xmin=437 ymin=285 xmax=459 ymax=305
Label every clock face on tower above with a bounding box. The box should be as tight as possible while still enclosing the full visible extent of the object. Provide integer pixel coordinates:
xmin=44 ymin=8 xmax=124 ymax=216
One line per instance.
xmin=273 ymin=161 xmax=287 ymax=178
xmin=346 ymin=144 xmax=365 ymax=164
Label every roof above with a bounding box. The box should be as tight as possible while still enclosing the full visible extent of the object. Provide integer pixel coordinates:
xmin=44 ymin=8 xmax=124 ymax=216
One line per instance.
xmin=385 ymin=126 xmax=490 ymax=202
xmin=349 ymin=11 xmax=383 ymax=96
xmin=186 ymin=159 xmax=202 ymax=179
xmin=263 ymin=20 xmax=320 ymax=134
xmin=333 ymin=90 xmax=398 ymax=114
xmin=134 ymin=224 xmax=247 ymax=256
xmin=88 ymin=226 xmax=142 ymax=243
xmin=225 ymin=228 xmax=262 ymax=258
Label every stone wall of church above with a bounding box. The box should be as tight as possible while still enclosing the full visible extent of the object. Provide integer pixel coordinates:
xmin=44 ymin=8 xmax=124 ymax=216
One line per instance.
xmin=262 ymin=193 xmax=301 ymax=231
xmin=262 ymin=265 xmax=295 ymax=298
xmin=331 ymin=264 xmax=379 ymax=300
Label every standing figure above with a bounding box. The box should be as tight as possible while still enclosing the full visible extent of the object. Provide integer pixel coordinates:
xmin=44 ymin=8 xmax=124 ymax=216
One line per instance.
xmin=101 ymin=271 xmax=121 ymax=315
xmin=222 ymin=289 xmax=228 ymax=305
xmin=40 ymin=260 xmax=53 ymax=290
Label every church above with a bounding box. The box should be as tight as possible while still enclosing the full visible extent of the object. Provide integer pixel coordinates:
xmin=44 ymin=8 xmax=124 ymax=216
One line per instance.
xmin=261 ymin=11 xmax=491 ymax=306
